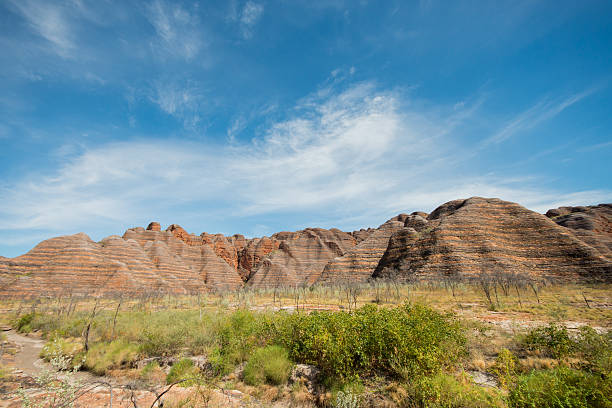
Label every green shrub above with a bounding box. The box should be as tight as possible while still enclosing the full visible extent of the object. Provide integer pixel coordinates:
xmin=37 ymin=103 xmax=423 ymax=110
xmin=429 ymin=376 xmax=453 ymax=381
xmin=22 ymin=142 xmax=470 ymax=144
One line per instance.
xmin=243 ymin=345 xmax=292 ymax=386
xmin=209 ymin=309 xmax=271 ymax=374
xmin=575 ymin=326 xmax=612 ymax=377
xmin=166 ymin=358 xmax=200 ymax=385
xmin=40 ymin=337 xmax=84 ymax=370
xmin=405 ymin=373 xmax=505 ymax=408
xmin=277 ymin=303 xmax=465 ymax=381
xmin=522 ymin=323 xmax=574 ymax=359
xmin=490 ymin=348 xmax=519 ymax=389
xmin=509 ymin=367 xmax=611 ymax=408
xmin=15 ymin=313 xmax=35 ymax=333
xmin=84 ymin=340 xmax=139 ymax=375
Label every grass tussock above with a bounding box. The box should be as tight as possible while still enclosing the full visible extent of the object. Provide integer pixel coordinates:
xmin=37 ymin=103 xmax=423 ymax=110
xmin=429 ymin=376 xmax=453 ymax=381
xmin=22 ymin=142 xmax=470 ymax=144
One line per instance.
xmin=83 ymin=340 xmax=139 ymax=375
xmin=243 ymin=345 xmax=292 ymax=386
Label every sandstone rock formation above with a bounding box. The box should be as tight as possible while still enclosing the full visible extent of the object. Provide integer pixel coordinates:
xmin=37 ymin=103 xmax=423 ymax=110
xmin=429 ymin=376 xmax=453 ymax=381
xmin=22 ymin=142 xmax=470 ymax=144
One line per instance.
xmin=0 ymin=232 xmax=207 ymax=297
xmin=545 ymin=204 xmax=612 ymax=260
xmin=374 ymin=197 xmax=611 ymax=282
xmin=318 ymin=219 xmax=406 ymax=284
xmin=1 ymin=197 xmax=610 ymax=298
xmin=247 ymin=228 xmax=357 ymax=288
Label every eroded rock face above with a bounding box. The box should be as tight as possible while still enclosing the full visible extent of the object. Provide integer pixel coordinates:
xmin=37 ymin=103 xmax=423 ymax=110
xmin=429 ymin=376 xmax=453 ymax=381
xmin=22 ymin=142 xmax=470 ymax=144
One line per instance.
xmin=1 ymin=198 xmax=610 ymax=298
xmin=146 ymin=222 xmax=161 ymax=232
xmin=247 ymin=228 xmax=357 ymax=288
xmin=374 ymin=197 xmax=611 ymax=283
xmin=0 ymin=232 xmax=208 ymax=297
xmin=318 ymin=219 xmax=406 ymax=284
xmin=0 ymin=224 xmax=245 ymax=297
xmin=545 ymin=204 xmax=612 ymax=260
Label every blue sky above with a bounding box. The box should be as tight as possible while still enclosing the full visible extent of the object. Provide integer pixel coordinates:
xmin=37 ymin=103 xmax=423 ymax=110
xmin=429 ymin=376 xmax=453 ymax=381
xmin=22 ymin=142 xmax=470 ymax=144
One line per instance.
xmin=1 ymin=0 xmax=611 ymax=257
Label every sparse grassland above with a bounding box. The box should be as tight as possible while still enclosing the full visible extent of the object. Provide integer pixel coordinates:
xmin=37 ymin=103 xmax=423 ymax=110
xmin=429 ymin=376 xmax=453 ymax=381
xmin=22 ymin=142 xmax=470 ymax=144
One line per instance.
xmin=0 ymin=280 xmax=610 ymax=407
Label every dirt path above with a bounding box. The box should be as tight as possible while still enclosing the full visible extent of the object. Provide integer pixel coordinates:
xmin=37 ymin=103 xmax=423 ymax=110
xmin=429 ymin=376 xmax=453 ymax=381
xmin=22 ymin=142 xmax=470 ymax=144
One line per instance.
xmin=4 ymin=330 xmax=46 ymax=377
xmin=1 ymin=330 xmax=248 ymax=407
xmin=2 ymin=329 xmax=98 ymax=384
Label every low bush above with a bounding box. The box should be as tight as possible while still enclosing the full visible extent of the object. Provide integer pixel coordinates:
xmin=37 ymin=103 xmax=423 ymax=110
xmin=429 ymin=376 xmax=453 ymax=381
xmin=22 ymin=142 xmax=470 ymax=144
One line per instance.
xmin=575 ymin=326 xmax=612 ymax=377
xmin=15 ymin=313 xmax=35 ymax=333
xmin=489 ymin=348 xmax=519 ymax=389
xmin=40 ymin=337 xmax=84 ymax=370
xmin=83 ymin=340 xmax=139 ymax=375
xmin=166 ymin=358 xmax=201 ymax=385
xmin=209 ymin=309 xmax=271 ymax=374
xmin=522 ymin=323 xmax=574 ymax=359
xmin=276 ymin=303 xmax=466 ymax=381
xmin=243 ymin=345 xmax=292 ymax=386
xmin=404 ymin=373 xmax=505 ymax=408
xmin=508 ymin=366 xmax=611 ymax=408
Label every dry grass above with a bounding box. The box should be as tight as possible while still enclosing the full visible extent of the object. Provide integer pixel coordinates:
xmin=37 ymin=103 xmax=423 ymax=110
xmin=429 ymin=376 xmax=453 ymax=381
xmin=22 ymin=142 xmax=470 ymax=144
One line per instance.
xmin=1 ymin=281 xmax=610 ymax=408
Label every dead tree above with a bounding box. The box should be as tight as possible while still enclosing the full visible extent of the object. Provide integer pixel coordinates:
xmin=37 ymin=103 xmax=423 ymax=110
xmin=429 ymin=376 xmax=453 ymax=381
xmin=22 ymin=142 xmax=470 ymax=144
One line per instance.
xmin=111 ymin=295 xmax=123 ymax=340
xmin=83 ymin=297 xmax=100 ymax=352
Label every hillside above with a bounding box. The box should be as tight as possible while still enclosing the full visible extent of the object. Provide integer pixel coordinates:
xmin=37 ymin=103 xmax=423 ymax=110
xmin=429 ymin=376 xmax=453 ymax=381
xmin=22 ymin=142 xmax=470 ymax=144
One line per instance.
xmin=1 ymin=197 xmax=610 ymax=297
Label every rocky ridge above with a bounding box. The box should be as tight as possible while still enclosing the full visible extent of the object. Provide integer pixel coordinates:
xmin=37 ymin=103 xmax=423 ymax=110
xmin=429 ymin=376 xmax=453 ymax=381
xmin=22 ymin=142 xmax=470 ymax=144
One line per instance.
xmin=0 ymin=197 xmax=610 ymax=297
xmin=374 ymin=197 xmax=611 ymax=282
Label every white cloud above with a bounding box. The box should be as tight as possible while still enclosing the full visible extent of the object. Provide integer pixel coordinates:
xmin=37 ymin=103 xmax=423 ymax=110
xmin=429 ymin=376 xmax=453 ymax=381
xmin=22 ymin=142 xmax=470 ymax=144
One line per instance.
xmin=1 ymin=82 xmax=609 ymax=244
xmin=482 ymin=87 xmax=598 ymax=146
xmin=150 ymin=80 xmax=204 ymax=128
xmin=8 ymin=0 xmax=75 ymax=58
xmin=146 ymin=0 xmax=204 ymax=60
xmin=238 ymin=1 xmax=264 ymax=38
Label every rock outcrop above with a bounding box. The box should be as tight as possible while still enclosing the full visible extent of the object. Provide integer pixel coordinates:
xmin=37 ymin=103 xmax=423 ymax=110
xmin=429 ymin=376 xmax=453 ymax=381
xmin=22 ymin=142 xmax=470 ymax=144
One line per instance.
xmin=545 ymin=204 xmax=612 ymax=260
xmin=1 ymin=197 xmax=610 ymax=298
xmin=247 ymin=228 xmax=357 ymax=288
xmin=374 ymin=197 xmax=611 ymax=282
xmin=0 ymin=232 xmax=207 ymax=297
xmin=318 ymin=219 xmax=406 ymax=284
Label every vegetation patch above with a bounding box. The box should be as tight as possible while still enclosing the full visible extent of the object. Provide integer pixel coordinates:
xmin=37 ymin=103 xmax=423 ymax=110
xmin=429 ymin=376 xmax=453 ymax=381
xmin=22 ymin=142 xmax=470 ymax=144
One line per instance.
xmin=276 ymin=303 xmax=466 ymax=381
xmin=521 ymin=323 xmax=575 ymax=359
xmin=40 ymin=337 xmax=84 ymax=370
xmin=166 ymin=358 xmax=201 ymax=386
xmin=508 ymin=367 xmax=611 ymax=408
xmin=404 ymin=373 xmax=505 ymax=408
xmin=243 ymin=345 xmax=292 ymax=386
xmin=83 ymin=340 xmax=139 ymax=375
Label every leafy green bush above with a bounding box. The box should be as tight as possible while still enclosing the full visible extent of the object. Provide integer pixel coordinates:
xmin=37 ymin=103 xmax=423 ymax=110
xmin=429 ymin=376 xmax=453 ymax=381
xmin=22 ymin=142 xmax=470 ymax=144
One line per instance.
xmin=209 ymin=309 xmax=271 ymax=374
xmin=509 ymin=367 xmax=611 ymax=408
xmin=276 ymin=304 xmax=465 ymax=381
xmin=166 ymin=358 xmax=201 ymax=385
xmin=405 ymin=373 xmax=505 ymax=408
xmin=575 ymin=326 xmax=612 ymax=377
xmin=243 ymin=345 xmax=292 ymax=386
xmin=84 ymin=340 xmax=139 ymax=375
xmin=522 ymin=323 xmax=574 ymax=359
xmin=489 ymin=348 xmax=519 ymax=389
xmin=40 ymin=337 xmax=84 ymax=370
xmin=15 ymin=313 xmax=35 ymax=333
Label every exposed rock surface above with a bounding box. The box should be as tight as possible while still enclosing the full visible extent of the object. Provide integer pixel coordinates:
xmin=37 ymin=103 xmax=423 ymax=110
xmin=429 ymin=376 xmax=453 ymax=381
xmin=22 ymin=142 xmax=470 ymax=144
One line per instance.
xmin=1 ymin=197 xmax=610 ymax=297
xmin=545 ymin=204 xmax=612 ymax=260
xmin=374 ymin=197 xmax=611 ymax=282
xmin=247 ymin=228 xmax=357 ymax=288
xmin=318 ymin=219 xmax=406 ymax=284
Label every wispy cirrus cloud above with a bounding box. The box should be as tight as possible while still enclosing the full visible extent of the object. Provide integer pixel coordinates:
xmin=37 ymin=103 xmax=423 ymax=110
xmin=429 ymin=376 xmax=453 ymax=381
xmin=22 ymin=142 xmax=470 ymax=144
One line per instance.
xmin=229 ymin=1 xmax=264 ymax=39
xmin=7 ymin=0 xmax=76 ymax=58
xmin=149 ymin=80 xmax=205 ymax=128
xmin=2 ymin=81 xmax=608 ymax=250
xmin=482 ymin=87 xmax=599 ymax=146
xmin=145 ymin=0 xmax=205 ymax=60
